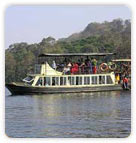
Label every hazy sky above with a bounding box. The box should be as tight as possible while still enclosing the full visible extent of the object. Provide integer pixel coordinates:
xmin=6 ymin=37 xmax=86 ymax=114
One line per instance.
xmin=5 ymin=5 xmax=131 ymax=49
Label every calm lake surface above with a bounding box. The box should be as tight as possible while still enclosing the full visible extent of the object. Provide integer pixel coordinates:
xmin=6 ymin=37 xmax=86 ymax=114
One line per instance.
xmin=5 ymin=88 xmax=131 ymax=138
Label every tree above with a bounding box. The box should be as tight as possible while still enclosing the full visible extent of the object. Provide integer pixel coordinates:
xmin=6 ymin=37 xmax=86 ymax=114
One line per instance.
xmin=5 ymin=52 xmax=16 ymax=82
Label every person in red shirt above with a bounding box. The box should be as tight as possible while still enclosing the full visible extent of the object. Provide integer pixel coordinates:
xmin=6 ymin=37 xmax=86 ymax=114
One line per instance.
xmin=123 ymin=76 xmax=128 ymax=89
xmin=93 ymin=66 xmax=97 ymax=74
xmin=71 ymin=62 xmax=79 ymax=74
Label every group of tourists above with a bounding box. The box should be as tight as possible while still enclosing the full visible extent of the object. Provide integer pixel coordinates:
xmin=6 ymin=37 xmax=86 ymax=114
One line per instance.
xmin=52 ymin=58 xmax=98 ymax=75
xmin=52 ymin=58 xmax=122 ymax=75
xmin=52 ymin=58 xmax=130 ymax=89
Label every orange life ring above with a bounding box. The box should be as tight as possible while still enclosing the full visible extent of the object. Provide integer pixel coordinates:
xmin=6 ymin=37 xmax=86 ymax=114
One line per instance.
xmin=100 ymin=63 xmax=108 ymax=72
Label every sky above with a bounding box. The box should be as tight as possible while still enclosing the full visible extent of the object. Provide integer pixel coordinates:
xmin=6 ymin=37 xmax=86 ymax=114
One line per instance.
xmin=5 ymin=5 xmax=131 ymax=49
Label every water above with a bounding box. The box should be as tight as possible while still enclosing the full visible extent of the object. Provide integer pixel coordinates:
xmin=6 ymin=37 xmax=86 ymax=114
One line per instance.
xmin=5 ymin=88 xmax=131 ymax=138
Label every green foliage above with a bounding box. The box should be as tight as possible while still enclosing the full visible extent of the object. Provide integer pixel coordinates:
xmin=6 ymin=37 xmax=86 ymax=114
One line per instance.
xmin=5 ymin=18 xmax=131 ymax=82
xmin=5 ymin=52 xmax=16 ymax=82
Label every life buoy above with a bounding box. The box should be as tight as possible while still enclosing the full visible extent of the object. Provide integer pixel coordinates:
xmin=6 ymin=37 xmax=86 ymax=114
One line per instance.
xmin=108 ymin=62 xmax=117 ymax=71
xmin=100 ymin=63 xmax=108 ymax=72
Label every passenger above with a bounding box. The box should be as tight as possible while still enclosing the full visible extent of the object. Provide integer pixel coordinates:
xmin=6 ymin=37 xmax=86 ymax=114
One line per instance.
xmin=93 ymin=66 xmax=97 ymax=74
xmin=64 ymin=58 xmax=68 ymax=64
xmin=115 ymin=73 xmax=120 ymax=84
xmin=71 ymin=62 xmax=79 ymax=74
xmin=67 ymin=62 xmax=72 ymax=74
xmin=77 ymin=59 xmax=81 ymax=66
xmin=52 ymin=60 xmax=57 ymax=70
xmin=80 ymin=61 xmax=85 ymax=74
xmin=67 ymin=62 xmax=72 ymax=68
xmin=92 ymin=58 xmax=97 ymax=74
xmin=58 ymin=62 xmax=65 ymax=72
xmin=123 ymin=76 xmax=129 ymax=89
xmin=63 ymin=66 xmax=70 ymax=75
xmin=77 ymin=59 xmax=82 ymax=74
xmin=85 ymin=56 xmax=90 ymax=64
xmin=85 ymin=59 xmax=89 ymax=74
xmin=75 ymin=63 xmax=79 ymax=73
xmin=63 ymin=62 xmax=71 ymax=75
xmin=88 ymin=60 xmax=93 ymax=74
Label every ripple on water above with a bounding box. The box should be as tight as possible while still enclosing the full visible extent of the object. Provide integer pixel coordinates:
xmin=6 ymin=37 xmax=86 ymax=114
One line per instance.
xmin=5 ymin=88 xmax=131 ymax=138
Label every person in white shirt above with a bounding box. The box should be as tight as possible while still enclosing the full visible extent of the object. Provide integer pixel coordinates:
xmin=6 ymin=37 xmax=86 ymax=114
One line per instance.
xmin=52 ymin=60 xmax=57 ymax=70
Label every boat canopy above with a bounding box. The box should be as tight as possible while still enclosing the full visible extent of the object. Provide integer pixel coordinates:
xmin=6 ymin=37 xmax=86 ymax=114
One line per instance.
xmin=112 ymin=59 xmax=131 ymax=62
xmin=38 ymin=53 xmax=115 ymax=57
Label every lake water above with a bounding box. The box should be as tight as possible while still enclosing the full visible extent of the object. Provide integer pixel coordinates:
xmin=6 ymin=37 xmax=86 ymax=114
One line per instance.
xmin=5 ymin=88 xmax=131 ymax=138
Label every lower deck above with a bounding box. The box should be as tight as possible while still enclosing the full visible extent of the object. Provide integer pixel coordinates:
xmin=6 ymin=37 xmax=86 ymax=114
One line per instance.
xmin=25 ymin=72 xmax=116 ymax=88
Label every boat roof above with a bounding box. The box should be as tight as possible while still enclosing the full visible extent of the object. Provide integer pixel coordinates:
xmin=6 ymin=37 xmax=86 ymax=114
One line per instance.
xmin=38 ymin=53 xmax=115 ymax=57
xmin=112 ymin=59 xmax=131 ymax=62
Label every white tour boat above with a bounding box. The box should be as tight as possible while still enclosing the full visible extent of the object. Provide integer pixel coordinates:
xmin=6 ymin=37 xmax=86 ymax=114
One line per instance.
xmin=6 ymin=53 xmax=124 ymax=95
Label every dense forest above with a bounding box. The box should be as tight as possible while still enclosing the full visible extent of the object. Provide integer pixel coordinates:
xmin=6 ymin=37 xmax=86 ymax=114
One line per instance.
xmin=5 ymin=18 xmax=131 ymax=82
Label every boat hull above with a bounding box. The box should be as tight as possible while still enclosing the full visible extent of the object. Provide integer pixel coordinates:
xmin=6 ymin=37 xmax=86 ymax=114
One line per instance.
xmin=6 ymin=83 xmax=123 ymax=95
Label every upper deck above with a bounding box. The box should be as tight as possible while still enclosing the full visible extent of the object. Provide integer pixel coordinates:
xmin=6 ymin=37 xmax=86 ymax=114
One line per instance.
xmin=33 ymin=52 xmax=116 ymax=75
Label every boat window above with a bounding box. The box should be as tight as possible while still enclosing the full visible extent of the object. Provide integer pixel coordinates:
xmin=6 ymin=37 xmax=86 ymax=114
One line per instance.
xmin=60 ymin=77 xmax=66 ymax=85
xmin=84 ymin=76 xmax=90 ymax=85
xmin=87 ymin=77 xmax=90 ymax=84
xmin=23 ymin=76 xmax=34 ymax=82
xmin=106 ymin=76 xmax=113 ymax=84
xmin=92 ymin=76 xmax=97 ymax=84
xmin=23 ymin=76 xmax=34 ymax=85
xmin=84 ymin=77 xmax=87 ymax=85
xmin=72 ymin=77 xmax=75 ymax=85
xmin=68 ymin=76 xmax=75 ymax=85
xmin=44 ymin=77 xmax=51 ymax=86
xmin=52 ymin=77 xmax=59 ymax=86
xmin=79 ymin=77 xmax=82 ymax=85
xmin=34 ymin=64 xmax=41 ymax=74
xmin=64 ymin=77 xmax=66 ymax=85
xmin=36 ymin=77 xmax=43 ymax=86
xmin=99 ymin=76 xmax=105 ymax=84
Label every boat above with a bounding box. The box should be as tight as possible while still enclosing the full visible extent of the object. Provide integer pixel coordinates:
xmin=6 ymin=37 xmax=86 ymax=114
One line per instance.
xmin=6 ymin=53 xmax=126 ymax=95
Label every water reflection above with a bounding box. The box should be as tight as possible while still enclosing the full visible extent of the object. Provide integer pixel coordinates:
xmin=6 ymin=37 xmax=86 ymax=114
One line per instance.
xmin=5 ymin=90 xmax=131 ymax=138
xmin=32 ymin=91 xmax=121 ymax=119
